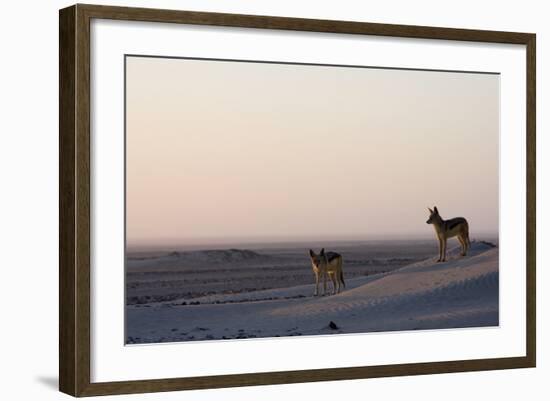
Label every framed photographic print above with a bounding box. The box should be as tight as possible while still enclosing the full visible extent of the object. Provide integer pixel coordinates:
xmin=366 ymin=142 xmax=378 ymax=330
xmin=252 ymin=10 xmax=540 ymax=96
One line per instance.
xmin=59 ymin=4 xmax=536 ymax=397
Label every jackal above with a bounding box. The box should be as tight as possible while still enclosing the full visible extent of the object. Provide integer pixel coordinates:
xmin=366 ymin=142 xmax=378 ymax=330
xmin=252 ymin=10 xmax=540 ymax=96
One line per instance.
xmin=308 ymin=248 xmax=345 ymax=296
xmin=426 ymin=206 xmax=470 ymax=262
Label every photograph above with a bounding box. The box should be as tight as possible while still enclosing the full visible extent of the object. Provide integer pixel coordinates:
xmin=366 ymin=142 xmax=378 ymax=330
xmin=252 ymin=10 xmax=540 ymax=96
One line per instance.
xmin=124 ymin=55 xmax=500 ymax=345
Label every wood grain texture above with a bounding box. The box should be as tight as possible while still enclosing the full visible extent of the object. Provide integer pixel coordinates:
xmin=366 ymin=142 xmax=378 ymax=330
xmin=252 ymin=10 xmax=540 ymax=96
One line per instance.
xmin=525 ymin=35 xmax=536 ymax=367
xmin=78 ymin=3 xmax=532 ymax=44
xmin=59 ymin=5 xmax=76 ymax=396
xmin=78 ymin=356 xmax=533 ymax=397
xmin=58 ymin=3 xmax=536 ymax=397
xmin=75 ymin=4 xmax=92 ymax=396
xmin=59 ymin=4 xmax=92 ymax=396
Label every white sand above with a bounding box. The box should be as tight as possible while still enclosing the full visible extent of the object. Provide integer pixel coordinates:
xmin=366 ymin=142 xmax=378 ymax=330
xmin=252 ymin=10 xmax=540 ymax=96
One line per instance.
xmin=126 ymin=241 xmax=498 ymax=343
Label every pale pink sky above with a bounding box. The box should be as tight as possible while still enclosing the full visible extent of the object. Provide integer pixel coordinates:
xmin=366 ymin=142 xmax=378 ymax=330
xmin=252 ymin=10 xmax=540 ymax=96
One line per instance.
xmin=126 ymin=56 xmax=499 ymax=246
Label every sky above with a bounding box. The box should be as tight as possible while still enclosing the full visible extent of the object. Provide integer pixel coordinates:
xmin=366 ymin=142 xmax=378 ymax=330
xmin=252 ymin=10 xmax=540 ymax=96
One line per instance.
xmin=126 ymin=56 xmax=499 ymax=246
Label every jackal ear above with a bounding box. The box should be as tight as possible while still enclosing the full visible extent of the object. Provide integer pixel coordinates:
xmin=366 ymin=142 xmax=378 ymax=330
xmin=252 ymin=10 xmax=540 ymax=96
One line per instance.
xmin=320 ymin=248 xmax=325 ymax=255
xmin=434 ymin=206 xmax=439 ymax=214
xmin=428 ymin=207 xmax=433 ymax=214
xmin=309 ymin=249 xmax=315 ymax=258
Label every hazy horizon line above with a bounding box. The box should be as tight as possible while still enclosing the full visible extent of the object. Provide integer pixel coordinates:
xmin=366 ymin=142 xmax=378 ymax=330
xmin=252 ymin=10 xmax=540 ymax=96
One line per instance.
xmin=127 ymin=231 xmax=499 ymax=251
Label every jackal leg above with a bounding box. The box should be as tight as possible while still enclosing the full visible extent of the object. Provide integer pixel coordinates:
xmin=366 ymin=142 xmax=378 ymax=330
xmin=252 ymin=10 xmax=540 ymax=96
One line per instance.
xmin=458 ymin=236 xmax=467 ymax=256
xmin=461 ymin=227 xmax=470 ymax=255
xmin=329 ymin=273 xmax=337 ymax=295
xmin=314 ymin=272 xmax=320 ymax=296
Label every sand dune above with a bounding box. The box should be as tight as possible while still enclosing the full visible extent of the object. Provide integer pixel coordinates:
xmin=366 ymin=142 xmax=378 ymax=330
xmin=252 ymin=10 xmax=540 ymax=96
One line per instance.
xmin=128 ymin=248 xmax=275 ymax=269
xmin=126 ymin=241 xmax=498 ymax=344
xmin=125 ymin=242 xmax=428 ymax=305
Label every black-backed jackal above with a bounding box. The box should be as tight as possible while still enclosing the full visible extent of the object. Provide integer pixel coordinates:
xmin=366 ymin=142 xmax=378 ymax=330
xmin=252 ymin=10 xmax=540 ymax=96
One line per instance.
xmin=308 ymin=248 xmax=345 ymax=296
xmin=426 ymin=206 xmax=470 ymax=262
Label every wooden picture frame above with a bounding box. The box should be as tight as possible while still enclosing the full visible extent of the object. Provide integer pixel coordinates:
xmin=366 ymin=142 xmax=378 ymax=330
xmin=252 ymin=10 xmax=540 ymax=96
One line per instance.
xmin=59 ymin=3 xmax=536 ymax=397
